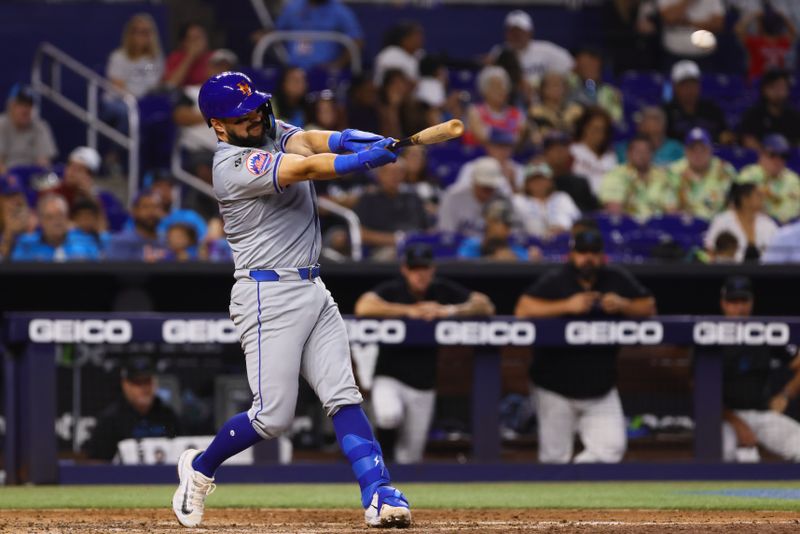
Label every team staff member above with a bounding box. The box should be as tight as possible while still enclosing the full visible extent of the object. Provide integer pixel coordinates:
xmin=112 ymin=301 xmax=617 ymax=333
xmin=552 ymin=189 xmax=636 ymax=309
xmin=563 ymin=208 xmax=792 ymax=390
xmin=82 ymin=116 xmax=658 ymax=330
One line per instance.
xmin=514 ymin=229 xmax=656 ymax=463
xmin=355 ymin=244 xmax=495 ymax=463
xmin=716 ymin=276 xmax=800 ymax=462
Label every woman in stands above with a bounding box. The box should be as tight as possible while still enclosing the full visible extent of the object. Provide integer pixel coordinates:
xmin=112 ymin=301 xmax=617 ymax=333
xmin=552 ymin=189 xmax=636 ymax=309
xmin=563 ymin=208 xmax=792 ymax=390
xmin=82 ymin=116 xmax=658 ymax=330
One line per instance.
xmin=272 ymin=67 xmax=309 ymax=128
xmin=464 ymin=66 xmax=525 ymax=148
xmin=569 ymin=106 xmax=617 ymax=195
xmin=528 ymin=71 xmax=583 ymax=144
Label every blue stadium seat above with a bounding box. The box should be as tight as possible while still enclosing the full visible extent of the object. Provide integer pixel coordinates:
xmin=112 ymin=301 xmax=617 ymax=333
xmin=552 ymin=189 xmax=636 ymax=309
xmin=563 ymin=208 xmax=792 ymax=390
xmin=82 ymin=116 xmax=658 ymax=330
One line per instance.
xmin=426 ymin=142 xmax=484 ymax=188
xmin=449 ymin=69 xmax=478 ymax=93
xmin=400 ymin=232 xmax=464 ymax=258
xmin=713 ymin=146 xmax=758 ymax=170
xmin=619 ymin=71 xmax=666 ymax=106
xmin=644 ymin=214 xmax=708 ymax=237
xmin=536 ymin=233 xmax=570 ymax=261
xmin=701 ymin=73 xmax=745 ymax=101
xmin=620 ymin=229 xmax=672 ymax=262
xmin=594 ymin=213 xmax=641 ymax=235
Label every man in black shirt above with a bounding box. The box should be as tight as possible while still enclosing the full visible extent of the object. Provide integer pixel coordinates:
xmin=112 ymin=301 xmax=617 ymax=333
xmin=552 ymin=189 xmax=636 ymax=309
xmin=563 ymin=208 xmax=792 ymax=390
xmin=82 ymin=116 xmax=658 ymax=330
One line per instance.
xmin=514 ymin=229 xmax=655 ymax=463
xmin=84 ymin=357 xmax=180 ymax=461
xmin=541 ymin=131 xmax=599 ymax=213
xmin=354 ymin=244 xmax=495 ymax=462
xmin=717 ymin=276 xmax=800 ymax=462
xmin=663 ymin=60 xmax=730 ymax=144
xmin=739 ymin=69 xmax=800 ymax=150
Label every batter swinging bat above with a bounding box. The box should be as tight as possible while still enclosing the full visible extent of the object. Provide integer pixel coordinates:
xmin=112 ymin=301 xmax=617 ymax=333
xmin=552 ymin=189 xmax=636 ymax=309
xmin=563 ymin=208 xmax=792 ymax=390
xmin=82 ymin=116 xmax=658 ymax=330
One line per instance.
xmin=388 ymin=119 xmax=464 ymax=151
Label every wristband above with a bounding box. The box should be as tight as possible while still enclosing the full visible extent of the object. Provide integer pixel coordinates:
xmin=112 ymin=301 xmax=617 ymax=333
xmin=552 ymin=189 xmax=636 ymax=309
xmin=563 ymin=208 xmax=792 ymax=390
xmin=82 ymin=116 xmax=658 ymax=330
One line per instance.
xmin=333 ymin=153 xmax=361 ymax=175
xmin=327 ymin=132 xmax=343 ymax=153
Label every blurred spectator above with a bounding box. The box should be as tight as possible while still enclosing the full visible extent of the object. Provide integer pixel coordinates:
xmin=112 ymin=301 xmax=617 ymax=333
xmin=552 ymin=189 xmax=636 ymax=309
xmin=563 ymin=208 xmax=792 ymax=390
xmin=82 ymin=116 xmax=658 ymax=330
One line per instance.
xmin=275 ymin=0 xmax=364 ymax=71
xmin=0 ymin=173 xmax=36 ymax=259
xmin=378 ymin=69 xmax=414 ymax=138
xmin=452 ymin=130 xmax=523 ymax=194
xmin=11 ymin=194 xmax=99 ymax=262
xmin=402 ymin=145 xmax=440 ymax=217
xmin=601 ymin=135 xmax=677 ymax=220
xmin=0 ymin=84 xmax=57 ymax=173
xmin=106 ymin=190 xmax=166 ymax=262
xmin=710 ymin=231 xmax=739 ymax=263
xmin=739 ymin=69 xmax=800 ymax=149
xmin=762 ymin=218 xmax=800 ymax=263
xmin=663 ymin=60 xmax=730 ymax=143
xmin=173 ymin=48 xmax=238 ymax=185
xmin=568 ymin=47 xmax=623 ymax=125
xmin=668 ymin=127 xmax=736 ymax=220
xmin=658 ymin=0 xmax=725 ymax=59
xmin=438 ymin=157 xmax=506 ymax=237
xmin=46 ymin=146 xmax=127 ymax=232
xmin=354 ymin=158 xmax=428 ymax=261
xmin=603 ymin=0 xmax=660 ymax=74
xmin=412 ymin=56 xmax=447 ymax=125
xmin=163 ymin=23 xmax=212 ymax=88
xmin=493 ymin=47 xmax=531 ymax=108
xmin=70 ymin=199 xmax=110 ymax=253
xmin=515 ymin=228 xmax=656 ymax=463
xmin=570 ymin=106 xmax=617 ymax=195
xmin=346 ymin=75 xmax=381 ymax=133
xmin=103 ymin=13 xmax=164 ymax=131
xmin=512 ymin=163 xmax=580 ymax=239
xmin=464 ymin=66 xmax=525 ymax=147
xmin=164 ymin=222 xmax=199 ymax=262
xmin=305 ymin=90 xmax=345 ymax=131
xmin=373 ymin=21 xmax=425 ymax=86
xmin=737 ymin=133 xmax=800 ymax=223
xmin=704 ymin=182 xmax=778 ymax=262
xmin=617 ymin=106 xmax=684 ymax=166
xmin=272 ymin=67 xmax=309 ymax=127
xmin=528 ymin=71 xmax=583 ymax=143
xmin=735 ymin=2 xmax=797 ymax=82
xmin=541 ymin=131 xmax=599 ymax=213
xmin=488 ymin=10 xmax=574 ymax=86
xmin=83 ymin=357 xmax=180 ymax=461
xmin=355 ymin=243 xmax=494 ymax=463
xmin=715 ymin=276 xmax=800 ymax=463
xmin=457 ymin=198 xmax=530 ymax=261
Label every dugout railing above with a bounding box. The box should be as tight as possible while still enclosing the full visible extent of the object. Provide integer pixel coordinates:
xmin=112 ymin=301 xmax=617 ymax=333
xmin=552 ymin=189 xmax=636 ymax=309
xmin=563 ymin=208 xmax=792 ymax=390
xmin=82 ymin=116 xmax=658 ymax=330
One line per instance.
xmin=4 ymin=313 xmax=800 ymax=485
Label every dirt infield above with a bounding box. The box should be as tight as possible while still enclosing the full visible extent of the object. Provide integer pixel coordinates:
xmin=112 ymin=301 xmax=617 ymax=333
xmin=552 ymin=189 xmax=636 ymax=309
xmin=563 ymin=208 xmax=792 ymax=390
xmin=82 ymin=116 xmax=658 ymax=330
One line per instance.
xmin=2 ymin=509 xmax=799 ymax=533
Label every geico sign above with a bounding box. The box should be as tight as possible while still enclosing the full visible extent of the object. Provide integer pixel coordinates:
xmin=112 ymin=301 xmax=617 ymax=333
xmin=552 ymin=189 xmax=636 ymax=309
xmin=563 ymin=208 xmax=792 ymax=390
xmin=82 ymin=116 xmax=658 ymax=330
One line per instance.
xmin=565 ymin=321 xmax=663 ymax=345
xmin=162 ymin=319 xmax=238 ymax=344
xmin=346 ymin=320 xmax=405 ymax=344
xmin=435 ymin=321 xmax=535 ymax=346
xmin=693 ymin=321 xmax=790 ymax=345
xmin=29 ymin=319 xmax=132 ymax=344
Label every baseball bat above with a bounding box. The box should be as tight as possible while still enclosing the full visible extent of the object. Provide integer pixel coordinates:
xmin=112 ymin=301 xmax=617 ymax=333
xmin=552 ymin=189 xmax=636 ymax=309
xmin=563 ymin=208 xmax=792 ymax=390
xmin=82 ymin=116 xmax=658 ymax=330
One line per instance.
xmin=388 ymin=119 xmax=464 ymax=151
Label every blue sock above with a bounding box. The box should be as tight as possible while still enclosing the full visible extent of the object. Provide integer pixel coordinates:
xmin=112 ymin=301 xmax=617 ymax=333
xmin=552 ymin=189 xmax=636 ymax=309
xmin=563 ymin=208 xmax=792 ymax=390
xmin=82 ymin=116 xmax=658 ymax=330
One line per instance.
xmin=191 ymin=412 xmax=263 ymax=478
xmin=333 ymin=404 xmax=391 ymax=508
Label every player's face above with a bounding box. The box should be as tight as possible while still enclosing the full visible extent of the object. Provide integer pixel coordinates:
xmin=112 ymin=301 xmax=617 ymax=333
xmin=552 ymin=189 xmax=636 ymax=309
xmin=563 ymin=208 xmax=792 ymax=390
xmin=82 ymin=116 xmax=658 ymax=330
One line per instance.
xmin=402 ymin=265 xmax=435 ymax=294
xmin=218 ymin=109 xmax=268 ymax=148
xmin=720 ymin=298 xmax=753 ymax=317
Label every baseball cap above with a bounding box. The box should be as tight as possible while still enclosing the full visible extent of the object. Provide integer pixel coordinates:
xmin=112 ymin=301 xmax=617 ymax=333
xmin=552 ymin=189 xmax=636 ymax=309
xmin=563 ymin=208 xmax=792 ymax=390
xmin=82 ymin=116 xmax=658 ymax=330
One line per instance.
xmin=721 ymin=276 xmax=753 ymax=301
xmin=542 ymin=130 xmax=571 ymax=149
xmin=404 ymin=243 xmax=434 ymax=268
xmin=524 ymin=162 xmax=553 ymax=180
xmin=0 ymin=173 xmax=24 ymax=196
xmin=471 ymin=157 xmax=504 ymax=189
xmin=762 ymin=133 xmax=790 ymax=157
xmin=120 ymin=357 xmax=156 ymax=381
xmin=7 ymin=83 xmax=34 ymax=104
xmin=483 ymin=198 xmax=514 ymax=225
xmin=505 ymin=10 xmax=533 ymax=32
xmin=68 ymin=146 xmax=101 ymax=174
xmin=209 ymin=48 xmax=239 ymax=67
xmin=671 ymin=60 xmax=701 ymax=84
xmin=570 ymin=229 xmax=605 ymax=253
xmin=684 ymin=127 xmax=711 ymax=147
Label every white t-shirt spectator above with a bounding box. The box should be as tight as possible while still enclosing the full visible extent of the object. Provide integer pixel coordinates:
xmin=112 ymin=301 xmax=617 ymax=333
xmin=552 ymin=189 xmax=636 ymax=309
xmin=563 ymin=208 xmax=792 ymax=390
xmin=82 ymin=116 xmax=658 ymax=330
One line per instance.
xmin=761 ymin=221 xmax=800 ymax=264
xmin=491 ymin=41 xmax=574 ymax=84
xmin=178 ymin=85 xmax=217 ymax=153
xmin=658 ymin=0 xmax=725 ymax=57
xmin=704 ymin=209 xmax=779 ymax=262
xmin=106 ymin=49 xmax=164 ymax=99
xmin=569 ymin=142 xmax=618 ymax=195
xmin=512 ymin=191 xmax=580 ymax=238
xmin=373 ymin=46 xmax=420 ymax=86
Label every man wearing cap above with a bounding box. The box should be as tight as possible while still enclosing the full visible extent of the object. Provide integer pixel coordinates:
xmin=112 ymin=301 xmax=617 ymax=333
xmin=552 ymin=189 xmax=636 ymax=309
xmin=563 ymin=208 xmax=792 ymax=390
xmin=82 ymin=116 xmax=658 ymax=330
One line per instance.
xmin=737 ymin=133 xmax=800 ymax=223
xmin=515 ymin=229 xmax=655 ymax=463
xmin=84 ymin=357 xmax=180 ymax=461
xmin=601 ymin=134 xmax=677 ymax=220
xmin=355 ymin=244 xmax=494 ymax=463
xmin=667 ymin=127 xmax=736 ymax=220
xmin=488 ymin=10 xmax=574 ymax=85
xmin=451 ymin=130 xmax=524 ymax=195
xmin=512 ymin=162 xmax=580 ymax=239
xmin=0 ymin=173 xmax=36 ymax=259
xmin=0 ymin=84 xmax=58 ymax=174
xmin=438 ymin=156 xmax=508 ymax=238
xmin=714 ymin=276 xmax=800 ymax=462
xmin=739 ymin=69 xmax=800 ymax=149
xmin=663 ymin=60 xmax=729 ymax=143
xmin=541 ymin=131 xmax=599 ymax=213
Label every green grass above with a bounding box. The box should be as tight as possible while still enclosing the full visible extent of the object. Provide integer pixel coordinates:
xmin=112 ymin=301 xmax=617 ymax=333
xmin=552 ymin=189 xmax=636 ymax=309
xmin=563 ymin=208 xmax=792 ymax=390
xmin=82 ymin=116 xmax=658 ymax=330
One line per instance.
xmin=1 ymin=482 xmax=799 ymax=510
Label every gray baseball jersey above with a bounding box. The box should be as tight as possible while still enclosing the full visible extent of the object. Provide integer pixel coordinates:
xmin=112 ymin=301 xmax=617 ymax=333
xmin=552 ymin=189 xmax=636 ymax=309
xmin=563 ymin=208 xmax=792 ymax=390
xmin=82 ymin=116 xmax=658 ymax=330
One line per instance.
xmin=213 ymin=120 xmax=362 ymax=439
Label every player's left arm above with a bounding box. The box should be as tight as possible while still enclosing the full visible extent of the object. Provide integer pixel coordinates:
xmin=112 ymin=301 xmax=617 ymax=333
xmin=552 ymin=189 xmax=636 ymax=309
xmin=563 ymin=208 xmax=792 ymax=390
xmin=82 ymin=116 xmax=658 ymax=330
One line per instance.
xmin=285 ymin=128 xmax=386 ymax=156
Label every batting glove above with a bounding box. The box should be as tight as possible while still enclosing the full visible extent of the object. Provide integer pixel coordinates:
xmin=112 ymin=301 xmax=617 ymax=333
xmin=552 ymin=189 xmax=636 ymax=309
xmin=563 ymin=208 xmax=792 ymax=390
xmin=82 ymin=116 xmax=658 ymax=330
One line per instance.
xmin=328 ymin=129 xmax=385 ymax=153
xmin=334 ymin=138 xmax=398 ymax=174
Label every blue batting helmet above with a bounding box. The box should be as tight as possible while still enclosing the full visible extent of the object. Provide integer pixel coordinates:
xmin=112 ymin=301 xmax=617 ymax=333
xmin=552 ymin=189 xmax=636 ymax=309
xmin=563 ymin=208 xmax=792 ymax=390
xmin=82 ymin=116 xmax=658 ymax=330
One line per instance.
xmin=198 ymin=71 xmax=272 ymax=126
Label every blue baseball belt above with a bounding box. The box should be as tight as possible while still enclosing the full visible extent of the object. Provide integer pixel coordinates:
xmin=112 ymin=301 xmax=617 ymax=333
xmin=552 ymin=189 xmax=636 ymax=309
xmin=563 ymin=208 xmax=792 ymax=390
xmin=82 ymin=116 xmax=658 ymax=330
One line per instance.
xmin=248 ymin=264 xmax=321 ymax=282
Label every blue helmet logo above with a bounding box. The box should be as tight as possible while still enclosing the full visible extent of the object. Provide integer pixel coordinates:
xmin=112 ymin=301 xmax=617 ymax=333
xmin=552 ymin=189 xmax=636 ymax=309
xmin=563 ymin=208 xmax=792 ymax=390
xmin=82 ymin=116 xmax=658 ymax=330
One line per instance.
xmin=198 ymin=71 xmax=272 ymax=126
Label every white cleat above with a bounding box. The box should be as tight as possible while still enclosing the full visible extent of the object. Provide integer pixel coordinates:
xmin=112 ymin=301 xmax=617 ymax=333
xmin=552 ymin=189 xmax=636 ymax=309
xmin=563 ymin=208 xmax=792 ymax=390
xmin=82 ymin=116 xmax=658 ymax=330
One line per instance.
xmin=365 ymin=486 xmax=412 ymax=528
xmin=172 ymin=449 xmax=216 ymax=528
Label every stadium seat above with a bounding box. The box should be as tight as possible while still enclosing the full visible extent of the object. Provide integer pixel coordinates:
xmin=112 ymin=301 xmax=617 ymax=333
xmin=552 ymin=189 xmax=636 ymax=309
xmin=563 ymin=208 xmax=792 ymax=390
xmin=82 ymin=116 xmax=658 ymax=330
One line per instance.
xmin=713 ymin=146 xmax=758 ymax=170
xmin=449 ymin=69 xmax=478 ymax=94
xmin=619 ymin=71 xmax=666 ymax=106
xmin=594 ymin=213 xmax=641 ymax=235
xmin=644 ymin=214 xmax=708 ymax=238
xmin=701 ymin=73 xmax=745 ymax=101
xmin=400 ymin=232 xmax=464 ymax=258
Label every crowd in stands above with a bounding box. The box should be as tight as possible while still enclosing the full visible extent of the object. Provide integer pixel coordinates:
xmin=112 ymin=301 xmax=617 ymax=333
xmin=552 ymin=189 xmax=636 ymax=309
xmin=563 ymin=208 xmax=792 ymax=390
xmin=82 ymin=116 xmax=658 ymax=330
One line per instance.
xmin=1 ymin=0 xmax=800 ymax=264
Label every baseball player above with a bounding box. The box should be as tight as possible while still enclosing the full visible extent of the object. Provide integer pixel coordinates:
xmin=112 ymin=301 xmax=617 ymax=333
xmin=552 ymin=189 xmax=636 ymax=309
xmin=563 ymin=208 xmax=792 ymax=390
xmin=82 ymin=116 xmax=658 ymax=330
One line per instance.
xmin=171 ymin=72 xmax=411 ymax=529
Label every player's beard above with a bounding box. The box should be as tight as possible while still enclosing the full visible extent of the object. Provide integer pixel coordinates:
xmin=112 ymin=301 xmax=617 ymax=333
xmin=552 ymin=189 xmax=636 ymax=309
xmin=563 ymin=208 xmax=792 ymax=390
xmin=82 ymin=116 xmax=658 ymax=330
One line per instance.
xmin=227 ymin=121 xmax=268 ymax=148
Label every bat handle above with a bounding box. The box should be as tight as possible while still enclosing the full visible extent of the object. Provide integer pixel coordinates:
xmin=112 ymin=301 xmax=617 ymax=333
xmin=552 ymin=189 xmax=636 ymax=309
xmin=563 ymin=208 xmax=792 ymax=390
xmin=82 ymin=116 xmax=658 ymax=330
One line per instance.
xmin=388 ymin=138 xmax=412 ymax=152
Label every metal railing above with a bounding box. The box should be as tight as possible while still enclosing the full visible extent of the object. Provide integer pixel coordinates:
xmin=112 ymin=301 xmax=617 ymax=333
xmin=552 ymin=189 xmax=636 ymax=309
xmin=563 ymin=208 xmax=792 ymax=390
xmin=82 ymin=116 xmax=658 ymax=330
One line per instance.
xmin=252 ymin=31 xmax=362 ymax=74
xmin=31 ymin=42 xmax=140 ymax=206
